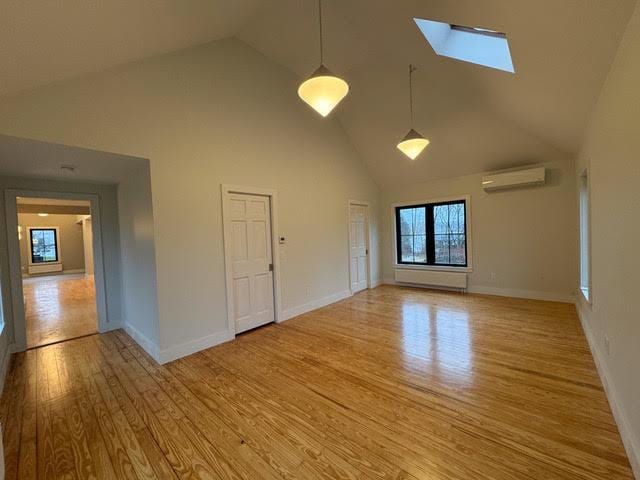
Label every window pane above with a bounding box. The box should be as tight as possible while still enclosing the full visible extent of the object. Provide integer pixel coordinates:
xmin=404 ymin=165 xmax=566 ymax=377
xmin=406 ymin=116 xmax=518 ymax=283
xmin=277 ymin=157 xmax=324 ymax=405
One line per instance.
xmin=399 ymin=209 xmax=414 ymax=235
xmin=401 ymin=236 xmax=414 ymax=262
xmin=43 ymin=230 xmax=56 ymax=246
xmin=450 ymin=234 xmax=466 ymax=265
xmin=434 ymin=234 xmax=450 ymax=264
xmin=32 ymin=230 xmax=43 ymax=246
xmin=414 ymin=235 xmax=426 ymax=263
xmin=434 ymin=205 xmax=449 ymax=234
xmin=43 ymin=245 xmax=57 ymax=262
xmin=414 ymin=208 xmax=426 ymax=235
xmin=450 ymin=203 xmax=465 ymax=234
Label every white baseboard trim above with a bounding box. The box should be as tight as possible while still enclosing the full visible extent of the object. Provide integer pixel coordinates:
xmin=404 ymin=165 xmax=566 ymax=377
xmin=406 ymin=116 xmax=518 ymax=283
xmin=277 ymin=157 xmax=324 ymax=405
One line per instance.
xmin=123 ymin=322 xmax=161 ymax=363
xmin=63 ymin=269 xmax=86 ymax=274
xmin=382 ymin=278 xmax=465 ymax=293
xmin=0 ymin=343 xmax=17 ymax=397
xmin=370 ymin=278 xmax=383 ymax=288
xmin=280 ymin=289 xmax=352 ymax=322
xmin=575 ymin=301 xmax=640 ymax=478
xmin=467 ymin=285 xmax=574 ymax=303
xmin=384 ymin=278 xmax=574 ymax=303
xmin=158 ymin=329 xmax=234 ymax=365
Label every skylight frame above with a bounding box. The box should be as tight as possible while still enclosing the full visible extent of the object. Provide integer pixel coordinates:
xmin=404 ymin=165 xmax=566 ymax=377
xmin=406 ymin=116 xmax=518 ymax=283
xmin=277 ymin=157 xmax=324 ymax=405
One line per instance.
xmin=414 ymin=18 xmax=515 ymax=74
xmin=450 ymin=24 xmax=506 ymax=39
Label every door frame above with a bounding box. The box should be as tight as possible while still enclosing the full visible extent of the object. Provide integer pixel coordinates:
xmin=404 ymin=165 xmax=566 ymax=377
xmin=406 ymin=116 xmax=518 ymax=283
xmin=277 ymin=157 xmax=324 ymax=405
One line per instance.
xmin=348 ymin=199 xmax=372 ymax=293
xmin=221 ymin=185 xmax=282 ymax=336
xmin=4 ymin=189 xmax=109 ymax=351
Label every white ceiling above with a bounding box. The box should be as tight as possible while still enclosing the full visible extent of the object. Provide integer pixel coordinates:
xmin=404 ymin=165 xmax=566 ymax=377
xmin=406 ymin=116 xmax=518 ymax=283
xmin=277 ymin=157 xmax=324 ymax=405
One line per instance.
xmin=238 ymin=0 xmax=637 ymax=185
xmin=0 ymin=134 xmax=148 ymax=183
xmin=0 ymin=0 xmax=636 ymax=187
xmin=0 ymin=0 xmax=264 ymax=96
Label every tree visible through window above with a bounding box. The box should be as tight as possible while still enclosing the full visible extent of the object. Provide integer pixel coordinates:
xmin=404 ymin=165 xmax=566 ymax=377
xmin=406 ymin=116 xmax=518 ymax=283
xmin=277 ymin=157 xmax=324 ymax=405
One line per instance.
xmin=30 ymin=228 xmax=59 ymax=263
xmin=396 ymin=200 xmax=467 ymax=267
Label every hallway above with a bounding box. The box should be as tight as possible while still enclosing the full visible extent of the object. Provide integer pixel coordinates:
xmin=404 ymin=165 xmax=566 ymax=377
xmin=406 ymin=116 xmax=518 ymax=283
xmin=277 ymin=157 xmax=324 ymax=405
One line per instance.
xmin=23 ymin=274 xmax=97 ymax=348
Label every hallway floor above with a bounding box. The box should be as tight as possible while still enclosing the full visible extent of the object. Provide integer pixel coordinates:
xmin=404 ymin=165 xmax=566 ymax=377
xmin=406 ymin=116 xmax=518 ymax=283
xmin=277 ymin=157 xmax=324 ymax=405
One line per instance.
xmin=23 ymin=273 xmax=97 ymax=348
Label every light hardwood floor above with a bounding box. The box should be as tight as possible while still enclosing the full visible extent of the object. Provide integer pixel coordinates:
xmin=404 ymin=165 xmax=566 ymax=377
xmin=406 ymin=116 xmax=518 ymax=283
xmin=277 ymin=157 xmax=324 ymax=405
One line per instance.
xmin=23 ymin=274 xmax=97 ymax=348
xmin=0 ymin=285 xmax=633 ymax=479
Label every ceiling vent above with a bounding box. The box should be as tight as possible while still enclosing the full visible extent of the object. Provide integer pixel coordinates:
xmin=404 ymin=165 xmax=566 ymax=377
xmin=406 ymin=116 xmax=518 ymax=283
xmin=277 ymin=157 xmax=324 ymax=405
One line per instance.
xmin=482 ymin=167 xmax=546 ymax=191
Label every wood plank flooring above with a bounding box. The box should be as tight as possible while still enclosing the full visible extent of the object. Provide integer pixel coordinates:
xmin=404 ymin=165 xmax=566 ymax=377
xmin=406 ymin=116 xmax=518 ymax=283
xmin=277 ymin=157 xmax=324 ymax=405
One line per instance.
xmin=0 ymin=285 xmax=634 ymax=479
xmin=23 ymin=274 xmax=97 ymax=348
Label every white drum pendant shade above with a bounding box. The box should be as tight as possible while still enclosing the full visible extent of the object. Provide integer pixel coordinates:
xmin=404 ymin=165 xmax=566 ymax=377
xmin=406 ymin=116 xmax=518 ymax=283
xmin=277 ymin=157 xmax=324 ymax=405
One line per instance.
xmin=298 ymin=65 xmax=349 ymax=117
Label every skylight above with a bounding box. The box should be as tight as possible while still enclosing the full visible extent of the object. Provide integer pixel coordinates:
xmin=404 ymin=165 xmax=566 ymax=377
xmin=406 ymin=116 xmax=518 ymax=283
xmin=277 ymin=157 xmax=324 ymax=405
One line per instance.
xmin=414 ymin=18 xmax=515 ymax=73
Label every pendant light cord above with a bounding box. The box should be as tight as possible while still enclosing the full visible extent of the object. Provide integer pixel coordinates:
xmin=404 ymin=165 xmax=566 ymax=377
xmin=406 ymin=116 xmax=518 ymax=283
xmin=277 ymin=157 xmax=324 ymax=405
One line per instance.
xmin=318 ymin=0 xmax=324 ymax=65
xmin=409 ymin=64 xmax=416 ymax=127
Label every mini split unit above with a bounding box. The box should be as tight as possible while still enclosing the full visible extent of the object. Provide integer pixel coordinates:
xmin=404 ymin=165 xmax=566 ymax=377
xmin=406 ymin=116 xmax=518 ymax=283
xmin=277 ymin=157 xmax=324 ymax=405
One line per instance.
xmin=482 ymin=166 xmax=546 ymax=192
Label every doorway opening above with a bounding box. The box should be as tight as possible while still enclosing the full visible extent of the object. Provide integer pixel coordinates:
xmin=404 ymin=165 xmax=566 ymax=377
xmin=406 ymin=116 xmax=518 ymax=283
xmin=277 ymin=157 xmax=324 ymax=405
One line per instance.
xmin=16 ymin=197 xmax=98 ymax=348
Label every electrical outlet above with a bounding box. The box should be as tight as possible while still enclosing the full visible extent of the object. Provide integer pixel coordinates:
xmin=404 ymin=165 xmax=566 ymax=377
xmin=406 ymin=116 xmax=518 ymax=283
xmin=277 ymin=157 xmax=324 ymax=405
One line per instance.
xmin=604 ymin=335 xmax=611 ymax=356
xmin=305 ymin=286 xmax=311 ymax=297
xmin=490 ymin=272 xmax=497 ymax=280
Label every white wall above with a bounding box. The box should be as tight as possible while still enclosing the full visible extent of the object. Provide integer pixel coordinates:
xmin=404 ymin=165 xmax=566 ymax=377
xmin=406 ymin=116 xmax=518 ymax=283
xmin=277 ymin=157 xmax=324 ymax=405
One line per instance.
xmin=381 ymin=162 xmax=577 ymax=301
xmin=575 ymin=3 xmax=640 ymax=474
xmin=0 ymin=38 xmax=381 ymax=360
xmin=118 ymin=165 xmax=160 ymax=356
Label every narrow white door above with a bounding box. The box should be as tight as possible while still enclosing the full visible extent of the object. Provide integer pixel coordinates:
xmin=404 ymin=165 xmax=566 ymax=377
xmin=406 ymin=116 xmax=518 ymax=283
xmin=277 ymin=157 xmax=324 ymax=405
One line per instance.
xmin=349 ymin=204 xmax=368 ymax=293
xmin=228 ymin=193 xmax=275 ymax=333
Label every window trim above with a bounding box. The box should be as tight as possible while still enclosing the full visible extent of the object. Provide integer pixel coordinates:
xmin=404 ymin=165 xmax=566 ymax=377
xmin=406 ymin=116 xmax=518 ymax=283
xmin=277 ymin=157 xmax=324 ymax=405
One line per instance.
xmin=28 ymin=226 xmax=61 ymax=265
xmin=578 ymin=169 xmax=592 ymax=305
xmin=392 ymin=195 xmax=473 ymax=272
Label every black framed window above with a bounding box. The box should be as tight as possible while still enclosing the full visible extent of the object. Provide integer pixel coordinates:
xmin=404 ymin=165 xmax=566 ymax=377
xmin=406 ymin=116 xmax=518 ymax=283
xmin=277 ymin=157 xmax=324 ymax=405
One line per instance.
xmin=30 ymin=228 xmax=59 ymax=263
xmin=396 ymin=200 xmax=467 ymax=267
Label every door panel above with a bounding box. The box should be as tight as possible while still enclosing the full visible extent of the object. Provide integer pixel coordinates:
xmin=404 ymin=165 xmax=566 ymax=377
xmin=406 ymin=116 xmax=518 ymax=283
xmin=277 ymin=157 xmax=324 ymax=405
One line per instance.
xmin=349 ymin=204 xmax=369 ymax=293
xmin=227 ymin=193 xmax=275 ymax=333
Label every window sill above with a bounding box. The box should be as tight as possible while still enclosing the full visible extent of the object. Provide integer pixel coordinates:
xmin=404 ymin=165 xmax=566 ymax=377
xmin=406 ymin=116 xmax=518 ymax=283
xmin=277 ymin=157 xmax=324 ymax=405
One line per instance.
xmin=394 ymin=264 xmax=473 ymax=274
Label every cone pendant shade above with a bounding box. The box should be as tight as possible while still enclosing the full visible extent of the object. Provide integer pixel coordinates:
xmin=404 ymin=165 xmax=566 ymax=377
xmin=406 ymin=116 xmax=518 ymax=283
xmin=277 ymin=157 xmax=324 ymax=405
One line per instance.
xmin=397 ymin=128 xmax=430 ymax=160
xmin=397 ymin=64 xmax=430 ymax=159
xmin=298 ymin=65 xmax=349 ymax=117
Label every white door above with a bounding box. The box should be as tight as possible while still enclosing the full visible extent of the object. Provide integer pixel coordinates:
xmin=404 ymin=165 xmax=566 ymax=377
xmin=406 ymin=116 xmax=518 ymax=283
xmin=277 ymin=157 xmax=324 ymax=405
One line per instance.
xmin=227 ymin=193 xmax=275 ymax=333
xmin=349 ymin=204 xmax=368 ymax=293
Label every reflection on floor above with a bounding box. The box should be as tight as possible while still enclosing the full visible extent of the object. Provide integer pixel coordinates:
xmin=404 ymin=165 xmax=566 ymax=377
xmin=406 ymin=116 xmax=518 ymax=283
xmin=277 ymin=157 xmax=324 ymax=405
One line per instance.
xmin=23 ymin=273 xmax=97 ymax=348
xmin=1 ymin=285 xmax=633 ymax=479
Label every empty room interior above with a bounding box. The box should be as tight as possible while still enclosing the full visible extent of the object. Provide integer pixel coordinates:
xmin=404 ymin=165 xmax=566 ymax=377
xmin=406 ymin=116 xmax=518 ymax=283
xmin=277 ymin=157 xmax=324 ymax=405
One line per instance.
xmin=0 ymin=1 xmax=638 ymax=479
xmin=17 ymin=197 xmax=98 ymax=349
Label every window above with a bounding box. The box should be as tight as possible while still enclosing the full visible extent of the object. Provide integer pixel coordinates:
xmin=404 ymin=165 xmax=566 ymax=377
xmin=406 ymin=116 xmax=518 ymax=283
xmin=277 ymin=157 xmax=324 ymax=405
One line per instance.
xmin=30 ymin=228 xmax=59 ymax=263
xmin=413 ymin=18 xmax=515 ymax=73
xmin=579 ymin=171 xmax=590 ymax=301
xmin=396 ymin=200 xmax=467 ymax=267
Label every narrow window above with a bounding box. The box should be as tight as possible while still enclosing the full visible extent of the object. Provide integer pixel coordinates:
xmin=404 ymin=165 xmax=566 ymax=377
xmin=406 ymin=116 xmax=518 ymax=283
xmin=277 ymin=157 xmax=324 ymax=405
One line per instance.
xmin=30 ymin=228 xmax=59 ymax=263
xmin=396 ymin=200 xmax=467 ymax=267
xmin=579 ymin=171 xmax=590 ymax=301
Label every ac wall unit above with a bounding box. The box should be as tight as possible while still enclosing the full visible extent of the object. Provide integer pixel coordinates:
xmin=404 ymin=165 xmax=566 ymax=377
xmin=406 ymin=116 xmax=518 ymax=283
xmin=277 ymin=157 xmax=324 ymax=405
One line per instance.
xmin=482 ymin=167 xmax=546 ymax=192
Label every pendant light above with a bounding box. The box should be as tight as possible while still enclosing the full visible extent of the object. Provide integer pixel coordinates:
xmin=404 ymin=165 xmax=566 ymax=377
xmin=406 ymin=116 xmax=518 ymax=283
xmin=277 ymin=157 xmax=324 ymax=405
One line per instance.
xmin=397 ymin=65 xmax=430 ymax=159
xmin=298 ymin=0 xmax=349 ymax=117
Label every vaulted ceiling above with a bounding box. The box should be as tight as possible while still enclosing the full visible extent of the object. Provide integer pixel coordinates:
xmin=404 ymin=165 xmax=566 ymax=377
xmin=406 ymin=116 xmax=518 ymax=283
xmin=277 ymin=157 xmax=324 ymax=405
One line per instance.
xmin=0 ymin=0 xmax=636 ymax=187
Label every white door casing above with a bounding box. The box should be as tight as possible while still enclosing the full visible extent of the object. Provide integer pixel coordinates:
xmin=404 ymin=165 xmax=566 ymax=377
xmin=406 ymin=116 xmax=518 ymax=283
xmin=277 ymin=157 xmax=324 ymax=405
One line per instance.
xmin=226 ymin=193 xmax=275 ymax=333
xmin=349 ymin=204 xmax=369 ymax=293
